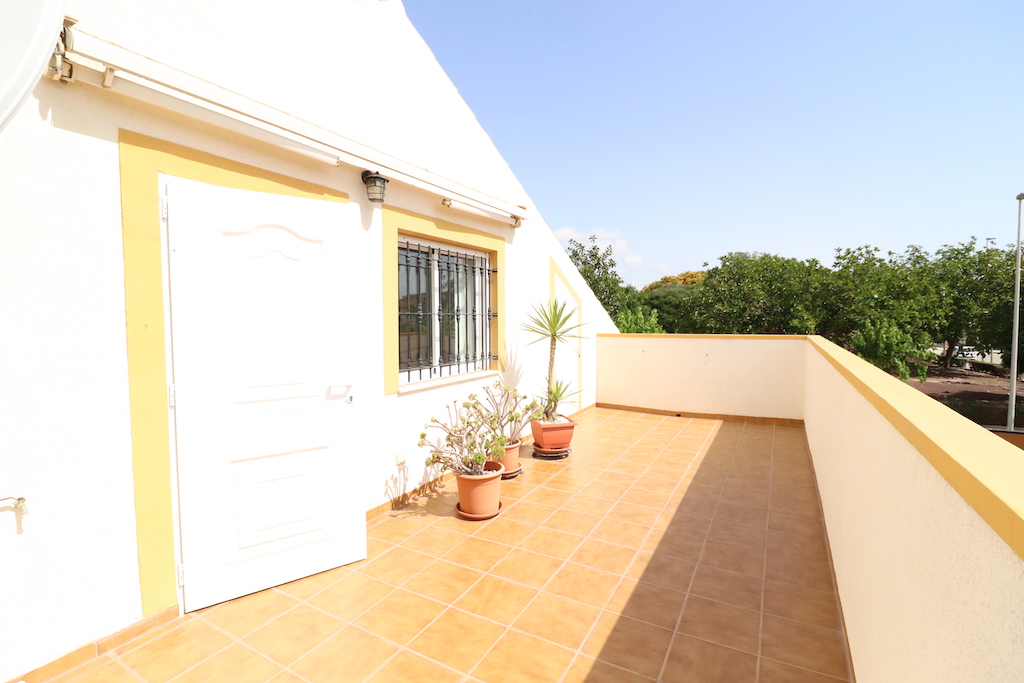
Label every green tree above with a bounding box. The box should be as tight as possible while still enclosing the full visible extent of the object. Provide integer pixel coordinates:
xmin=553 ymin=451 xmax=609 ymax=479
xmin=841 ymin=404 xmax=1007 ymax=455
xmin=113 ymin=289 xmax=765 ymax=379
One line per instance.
xmin=850 ymin=319 xmax=929 ymax=382
xmin=685 ymin=252 xmax=826 ymax=334
xmin=644 ymin=284 xmax=701 ymax=333
xmin=566 ymin=235 xmax=661 ymax=332
xmin=566 ymin=236 xmax=628 ymax=319
xmin=616 ymin=306 xmax=664 ymax=333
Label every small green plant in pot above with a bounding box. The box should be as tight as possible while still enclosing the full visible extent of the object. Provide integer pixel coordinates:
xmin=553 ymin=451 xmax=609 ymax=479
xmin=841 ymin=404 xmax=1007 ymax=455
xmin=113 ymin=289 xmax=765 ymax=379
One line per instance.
xmin=420 ymin=395 xmax=506 ymax=520
xmin=521 ymin=299 xmax=584 ymax=456
xmin=479 ymin=381 xmax=543 ymax=479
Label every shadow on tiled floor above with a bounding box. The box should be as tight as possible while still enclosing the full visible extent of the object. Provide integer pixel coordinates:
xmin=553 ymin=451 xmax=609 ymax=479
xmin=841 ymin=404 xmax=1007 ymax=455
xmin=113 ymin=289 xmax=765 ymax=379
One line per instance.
xmin=38 ymin=408 xmax=852 ymax=683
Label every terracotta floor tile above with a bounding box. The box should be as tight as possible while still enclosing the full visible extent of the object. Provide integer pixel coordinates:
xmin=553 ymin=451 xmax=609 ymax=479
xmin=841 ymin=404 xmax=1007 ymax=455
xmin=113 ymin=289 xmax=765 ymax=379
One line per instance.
xmin=513 ymin=592 xmax=602 ymax=649
xmin=768 ymin=527 xmax=829 ymax=563
xmin=352 ymin=588 xmax=447 ymax=645
xmin=562 ymin=494 xmax=615 ymax=516
xmin=307 ymin=572 xmax=394 ymax=620
xmin=454 ymin=574 xmax=538 ymax=624
xmin=662 ymin=633 xmax=758 ymax=683
xmin=606 ymin=578 xmax=687 ymax=630
xmin=472 ymin=630 xmax=576 ymax=683
xmin=58 ymin=659 xmax=138 ymax=683
xmin=764 ymin=579 xmax=840 ymax=629
xmin=243 ymin=604 xmax=344 ymax=665
xmin=677 ymin=595 xmax=760 ymax=653
xmin=291 ymin=625 xmax=398 ymax=683
xmin=521 ymin=486 xmax=577 ymax=507
xmin=201 ymin=589 xmax=299 ymax=638
xmin=173 ymin=643 xmax=280 ymax=683
xmin=630 ymin=473 xmax=679 ymax=493
xmin=700 ymin=539 xmax=765 ymax=577
xmin=570 ymin=538 xmax=637 ymax=574
xmin=642 ymin=528 xmax=704 ymax=562
xmin=761 ymin=615 xmax=850 ymax=679
xmin=115 ymin=617 xmax=193 ymax=655
xmin=715 ymin=501 xmax=769 ymax=527
xmin=674 ymin=495 xmax=718 ymax=519
xmin=707 ymin=518 xmax=767 ymax=550
xmin=399 ymin=526 xmax=468 ymax=557
xmin=562 ymin=656 xmax=652 ymax=683
xmin=339 ymin=537 xmax=391 ymax=571
xmin=356 ymin=546 xmax=434 ymax=585
xmin=543 ymin=508 xmax=603 ymax=536
xmin=769 ymin=509 xmax=825 ymax=538
xmin=590 ymin=518 xmax=650 ymax=549
xmin=689 ymin=564 xmax=763 ymax=611
xmin=431 ymin=514 xmax=483 ymax=535
xmin=520 ymin=527 xmax=586 ymax=559
xmin=119 ymin=620 xmax=232 ymax=683
xmin=765 ymin=550 xmax=834 ymax=592
xmin=545 ymin=562 xmax=621 ymax=608
xmin=646 ymin=465 xmax=686 ymax=482
xmin=472 ymin=518 xmax=537 ymax=546
xmin=489 ymin=548 xmax=564 ymax=588
xmin=501 ymin=500 xmax=558 ymax=525
xmin=401 ymin=558 xmax=484 ymax=603
xmin=606 ymin=501 xmax=661 ymax=527
xmin=442 ymin=536 xmax=512 ymax=572
xmin=365 ymin=651 xmax=462 ymax=683
xmin=368 ymin=516 xmax=431 ymax=543
xmin=498 ymin=480 xmax=537 ymax=501
xmin=541 ymin=474 xmax=589 ymax=493
xmin=659 ymin=510 xmax=712 ymax=537
xmin=627 ymin=552 xmax=695 ymax=591
xmin=619 ymin=487 xmax=671 ymax=509
xmin=770 ymin=493 xmax=822 ymax=519
xmin=275 ymin=566 xmax=349 ymax=600
xmin=578 ymin=481 xmax=629 ymax=501
xmin=582 ymin=612 xmax=673 ymax=679
xmin=595 ymin=470 xmax=640 ymax=487
xmin=606 ymin=461 xmax=648 ymax=476
xmin=408 ymin=608 xmax=507 ymax=672
xmin=759 ymin=657 xmax=850 ymax=683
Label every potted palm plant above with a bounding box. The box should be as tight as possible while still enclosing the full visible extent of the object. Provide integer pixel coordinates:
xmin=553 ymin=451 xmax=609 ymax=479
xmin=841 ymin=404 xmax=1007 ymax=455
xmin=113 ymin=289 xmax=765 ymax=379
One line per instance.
xmin=479 ymin=381 xmax=542 ymax=479
xmin=521 ymin=299 xmax=584 ymax=457
xmin=419 ymin=395 xmax=506 ymax=520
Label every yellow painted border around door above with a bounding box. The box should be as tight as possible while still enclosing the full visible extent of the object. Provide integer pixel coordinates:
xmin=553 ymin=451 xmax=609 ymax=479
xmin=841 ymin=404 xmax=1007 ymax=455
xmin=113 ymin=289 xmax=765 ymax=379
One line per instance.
xmin=118 ymin=130 xmax=347 ymax=615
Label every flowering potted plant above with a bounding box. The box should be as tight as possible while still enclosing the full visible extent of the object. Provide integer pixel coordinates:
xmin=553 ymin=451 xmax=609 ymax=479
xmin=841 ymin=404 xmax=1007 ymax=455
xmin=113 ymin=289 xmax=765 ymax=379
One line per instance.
xmin=479 ymin=381 xmax=542 ymax=479
xmin=521 ymin=299 xmax=584 ymax=456
xmin=420 ymin=395 xmax=506 ymax=520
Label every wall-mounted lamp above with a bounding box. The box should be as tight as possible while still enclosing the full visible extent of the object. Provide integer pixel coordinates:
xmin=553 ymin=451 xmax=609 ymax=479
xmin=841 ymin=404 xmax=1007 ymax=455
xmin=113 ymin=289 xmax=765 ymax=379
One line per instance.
xmin=361 ymin=170 xmax=389 ymax=203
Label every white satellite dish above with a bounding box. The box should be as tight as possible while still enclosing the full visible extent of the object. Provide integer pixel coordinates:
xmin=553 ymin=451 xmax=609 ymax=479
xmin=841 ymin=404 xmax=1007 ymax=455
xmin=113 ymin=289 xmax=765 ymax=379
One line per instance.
xmin=0 ymin=0 xmax=67 ymax=133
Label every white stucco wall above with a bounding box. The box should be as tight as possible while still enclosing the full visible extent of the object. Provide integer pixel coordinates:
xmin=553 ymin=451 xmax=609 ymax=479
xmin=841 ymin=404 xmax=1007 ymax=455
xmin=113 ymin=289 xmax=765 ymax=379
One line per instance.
xmin=804 ymin=346 xmax=1024 ymax=683
xmin=595 ymin=334 xmax=806 ymax=420
xmin=0 ymin=3 xmax=616 ymax=678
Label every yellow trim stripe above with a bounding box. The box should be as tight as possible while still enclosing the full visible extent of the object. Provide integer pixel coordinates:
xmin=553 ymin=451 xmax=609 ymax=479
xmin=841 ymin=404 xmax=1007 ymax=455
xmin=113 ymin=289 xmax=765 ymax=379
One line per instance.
xmin=118 ymin=130 xmax=346 ymax=615
xmin=381 ymin=207 xmax=506 ymax=396
xmin=806 ymin=335 xmax=1024 ymax=561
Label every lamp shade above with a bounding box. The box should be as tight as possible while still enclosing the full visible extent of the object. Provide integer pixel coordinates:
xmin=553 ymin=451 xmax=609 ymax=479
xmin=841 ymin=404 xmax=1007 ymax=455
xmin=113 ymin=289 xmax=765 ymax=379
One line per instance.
xmin=361 ymin=170 xmax=388 ymax=203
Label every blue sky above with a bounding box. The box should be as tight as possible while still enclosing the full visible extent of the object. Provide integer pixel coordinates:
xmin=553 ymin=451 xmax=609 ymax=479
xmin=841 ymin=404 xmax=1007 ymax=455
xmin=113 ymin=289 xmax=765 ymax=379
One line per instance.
xmin=405 ymin=1 xmax=1024 ymax=287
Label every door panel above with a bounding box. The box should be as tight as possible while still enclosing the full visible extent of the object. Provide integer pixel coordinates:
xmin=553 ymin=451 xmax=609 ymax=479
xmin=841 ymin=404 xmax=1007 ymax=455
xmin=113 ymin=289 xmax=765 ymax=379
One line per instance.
xmin=164 ymin=175 xmax=365 ymax=611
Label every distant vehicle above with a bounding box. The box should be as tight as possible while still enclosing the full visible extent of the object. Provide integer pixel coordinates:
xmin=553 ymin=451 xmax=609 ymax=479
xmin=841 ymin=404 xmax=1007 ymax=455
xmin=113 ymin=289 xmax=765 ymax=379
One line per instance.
xmin=956 ymin=345 xmax=977 ymax=359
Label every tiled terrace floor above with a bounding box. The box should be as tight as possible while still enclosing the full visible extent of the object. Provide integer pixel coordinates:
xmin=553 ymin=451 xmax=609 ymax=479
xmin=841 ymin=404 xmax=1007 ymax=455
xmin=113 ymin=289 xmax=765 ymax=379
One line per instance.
xmin=40 ymin=408 xmax=852 ymax=683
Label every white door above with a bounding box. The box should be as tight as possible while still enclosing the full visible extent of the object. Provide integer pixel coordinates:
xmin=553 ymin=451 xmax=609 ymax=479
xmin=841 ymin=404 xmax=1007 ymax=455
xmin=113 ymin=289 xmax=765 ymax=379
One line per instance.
xmin=164 ymin=175 xmax=366 ymax=611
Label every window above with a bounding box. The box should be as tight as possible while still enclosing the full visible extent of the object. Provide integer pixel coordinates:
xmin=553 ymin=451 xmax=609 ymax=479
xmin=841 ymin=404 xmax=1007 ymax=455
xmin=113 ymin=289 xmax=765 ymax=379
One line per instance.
xmin=398 ymin=238 xmax=494 ymax=383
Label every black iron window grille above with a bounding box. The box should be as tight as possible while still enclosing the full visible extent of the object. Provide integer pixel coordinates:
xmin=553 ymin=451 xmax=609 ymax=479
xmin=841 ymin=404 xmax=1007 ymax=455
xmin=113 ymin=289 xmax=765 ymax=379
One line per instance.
xmin=398 ymin=239 xmax=493 ymax=383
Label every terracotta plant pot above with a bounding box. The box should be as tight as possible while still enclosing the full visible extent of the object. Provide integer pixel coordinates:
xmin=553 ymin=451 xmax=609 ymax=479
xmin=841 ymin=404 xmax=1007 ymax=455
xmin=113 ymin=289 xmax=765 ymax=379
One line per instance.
xmin=455 ymin=460 xmax=504 ymax=520
xmin=501 ymin=440 xmax=523 ymax=479
xmin=531 ymin=417 xmax=577 ymax=452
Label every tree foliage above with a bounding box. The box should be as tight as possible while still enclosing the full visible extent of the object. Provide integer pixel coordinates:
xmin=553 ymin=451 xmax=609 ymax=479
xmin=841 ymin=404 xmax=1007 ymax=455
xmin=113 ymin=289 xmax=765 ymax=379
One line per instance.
xmin=639 ymin=240 xmax=1023 ymax=381
xmin=566 ymin=235 xmax=660 ymax=332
